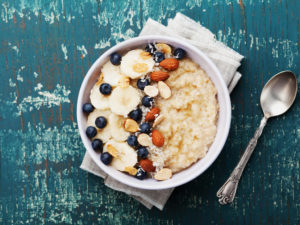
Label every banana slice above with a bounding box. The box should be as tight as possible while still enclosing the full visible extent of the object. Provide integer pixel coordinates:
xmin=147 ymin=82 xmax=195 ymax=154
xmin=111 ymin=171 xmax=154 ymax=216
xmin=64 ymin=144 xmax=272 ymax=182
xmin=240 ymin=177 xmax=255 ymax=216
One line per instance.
xmin=90 ymin=83 xmax=110 ymax=110
xmin=102 ymin=61 xmax=125 ymax=87
xmin=86 ymin=109 xmax=111 ymax=142
xmin=104 ymin=139 xmax=137 ymax=171
xmin=109 ymin=85 xmax=142 ymax=116
xmin=109 ymin=113 xmax=129 ymax=141
xmin=120 ymin=49 xmax=155 ymax=79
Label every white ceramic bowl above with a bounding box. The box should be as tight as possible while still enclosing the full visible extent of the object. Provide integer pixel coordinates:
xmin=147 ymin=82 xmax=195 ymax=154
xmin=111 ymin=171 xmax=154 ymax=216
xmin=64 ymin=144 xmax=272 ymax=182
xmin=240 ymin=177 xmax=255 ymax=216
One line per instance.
xmin=77 ymin=35 xmax=231 ymax=190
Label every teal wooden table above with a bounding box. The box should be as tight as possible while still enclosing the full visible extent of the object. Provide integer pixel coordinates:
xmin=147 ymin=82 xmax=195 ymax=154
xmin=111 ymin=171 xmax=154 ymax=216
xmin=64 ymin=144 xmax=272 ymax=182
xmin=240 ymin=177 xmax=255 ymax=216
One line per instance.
xmin=0 ymin=0 xmax=299 ymax=224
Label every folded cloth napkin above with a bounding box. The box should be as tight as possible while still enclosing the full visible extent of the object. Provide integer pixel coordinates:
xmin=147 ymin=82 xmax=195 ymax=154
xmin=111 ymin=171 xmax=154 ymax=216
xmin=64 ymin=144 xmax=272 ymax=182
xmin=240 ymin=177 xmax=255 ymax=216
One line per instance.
xmin=80 ymin=13 xmax=244 ymax=210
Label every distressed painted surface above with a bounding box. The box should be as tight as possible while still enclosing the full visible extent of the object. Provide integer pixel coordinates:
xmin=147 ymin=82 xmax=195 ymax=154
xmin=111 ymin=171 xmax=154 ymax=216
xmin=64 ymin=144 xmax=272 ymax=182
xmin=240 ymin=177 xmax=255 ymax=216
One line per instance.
xmin=0 ymin=0 xmax=299 ymax=224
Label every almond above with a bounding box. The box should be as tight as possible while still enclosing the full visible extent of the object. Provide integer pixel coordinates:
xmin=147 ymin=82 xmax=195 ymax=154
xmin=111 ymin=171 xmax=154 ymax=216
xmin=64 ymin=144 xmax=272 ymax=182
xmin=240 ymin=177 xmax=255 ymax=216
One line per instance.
xmin=153 ymin=115 xmax=165 ymax=127
xmin=139 ymin=159 xmax=155 ymax=172
xmin=144 ymin=85 xmax=158 ymax=97
xmin=158 ymin=81 xmax=171 ymax=99
xmin=150 ymin=71 xmax=169 ymax=81
xmin=145 ymin=107 xmax=160 ymax=122
xmin=152 ymin=129 xmax=164 ymax=147
xmin=124 ymin=118 xmax=139 ymax=132
xmin=124 ymin=166 xmax=138 ymax=176
xmin=154 ymin=168 xmax=172 ymax=181
xmin=159 ymin=58 xmax=179 ymax=71
xmin=137 ymin=133 xmax=151 ymax=146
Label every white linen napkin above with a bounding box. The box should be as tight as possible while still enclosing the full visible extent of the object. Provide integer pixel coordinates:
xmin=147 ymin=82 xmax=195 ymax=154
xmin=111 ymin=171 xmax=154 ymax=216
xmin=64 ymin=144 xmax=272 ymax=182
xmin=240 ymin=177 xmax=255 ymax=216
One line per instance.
xmin=80 ymin=13 xmax=244 ymax=210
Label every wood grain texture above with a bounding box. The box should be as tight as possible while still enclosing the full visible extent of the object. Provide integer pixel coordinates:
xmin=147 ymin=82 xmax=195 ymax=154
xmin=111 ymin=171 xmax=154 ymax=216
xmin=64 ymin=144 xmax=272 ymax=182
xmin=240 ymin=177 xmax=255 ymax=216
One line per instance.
xmin=0 ymin=0 xmax=299 ymax=224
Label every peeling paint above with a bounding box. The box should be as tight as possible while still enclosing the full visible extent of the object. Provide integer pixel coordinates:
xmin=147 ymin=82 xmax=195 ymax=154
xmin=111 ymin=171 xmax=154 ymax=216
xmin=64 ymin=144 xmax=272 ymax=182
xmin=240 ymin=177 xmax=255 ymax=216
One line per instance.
xmin=1 ymin=0 xmax=80 ymax=24
xmin=249 ymin=34 xmax=254 ymax=49
xmin=16 ymin=75 xmax=23 ymax=82
xmin=216 ymin=29 xmax=298 ymax=69
xmin=111 ymin=28 xmax=135 ymax=42
xmin=0 ymin=122 xmax=84 ymax=224
xmin=94 ymin=40 xmax=111 ymax=49
xmin=9 ymin=78 xmax=16 ymax=87
xmin=61 ymin=43 xmax=68 ymax=60
xmin=12 ymin=45 xmax=19 ymax=54
xmin=77 ymin=45 xmax=88 ymax=58
xmin=16 ymin=66 xmax=25 ymax=82
xmin=33 ymin=83 xmax=43 ymax=91
xmin=16 ymin=84 xmax=71 ymax=115
xmin=186 ymin=0 xmax=203 ymax=9
xmin=33 ymin=71 xmax=39 ymax=78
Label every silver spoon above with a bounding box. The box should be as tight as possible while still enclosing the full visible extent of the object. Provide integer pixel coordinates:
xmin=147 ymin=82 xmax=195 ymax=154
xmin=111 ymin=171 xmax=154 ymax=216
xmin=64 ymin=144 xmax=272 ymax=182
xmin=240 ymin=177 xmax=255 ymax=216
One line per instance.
xmin=217 ymin=71 xmax=298 ymax=205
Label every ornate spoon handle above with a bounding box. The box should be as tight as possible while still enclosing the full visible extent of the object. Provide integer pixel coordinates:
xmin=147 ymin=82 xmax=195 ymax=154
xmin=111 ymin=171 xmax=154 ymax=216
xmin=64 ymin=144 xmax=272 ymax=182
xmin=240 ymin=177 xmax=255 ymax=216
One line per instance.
xmin=217 ymin=116 xmax=268 ymax=205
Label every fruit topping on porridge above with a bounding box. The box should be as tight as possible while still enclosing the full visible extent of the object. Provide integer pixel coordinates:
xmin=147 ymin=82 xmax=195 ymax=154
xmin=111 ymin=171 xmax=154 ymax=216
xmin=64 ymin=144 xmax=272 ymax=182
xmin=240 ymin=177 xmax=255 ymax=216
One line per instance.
xmin=83 ymin=43 xmax=219 ymax=180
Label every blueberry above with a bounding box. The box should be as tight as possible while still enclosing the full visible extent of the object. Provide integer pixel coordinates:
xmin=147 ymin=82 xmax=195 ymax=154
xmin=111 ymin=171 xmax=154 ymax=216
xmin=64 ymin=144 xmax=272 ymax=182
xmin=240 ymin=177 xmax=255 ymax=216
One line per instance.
xmin=128 ymin=108 xmax=142 ymax=122
xmin=100 ymin=152 xmax=113 ymax=165
xmin=137 ymin=147 xmax=148 ymax=159
xmin=142 ymin=96 xmax=153 ymax=107
xmin=92 ymin=139 xmax=103 ymax=152
xmin=100 ymin=83 xmax=112 ymax=95
xmin=145 ymin=43 xmax=156 ymax=55
xmin=135 ymin=167 xmax=147 ymax=180
xmin=137 ymin=78 xmax=150 ymax=90
xmin=139 ymin=122 xmax=151 ymax=134
xmin=127 ymin=135 xmax=138 ymax=147
xmin=110 ymin=52 xmax=122 ymax=65
xmin=82 ymin=103 xmax=94 ymax=114
xmin=153 ymin=51 xmax=165 ymax=63
xmin=95 ymin=116 xmax=107 ymax=129
xmin=174 ymin=48 xmax=186 ymax=59
xmin=86 ymin=126 xmax=97 ymax=138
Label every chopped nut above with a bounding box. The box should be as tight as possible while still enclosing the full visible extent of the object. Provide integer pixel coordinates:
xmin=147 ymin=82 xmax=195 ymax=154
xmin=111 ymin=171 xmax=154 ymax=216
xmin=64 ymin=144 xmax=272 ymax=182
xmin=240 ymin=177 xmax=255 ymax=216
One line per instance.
xmin=106 ymin=144 xmax=119 ymax=158
xmin=124 ymin=166 xmax=138 ymax=175
xmin=158 ymin=81 xmax=171 ymax=99
xmin=144 ymin=85 xmax=159 ymax=97
xmin=153 ymin=115 xmax=165 ymax=127
xmin=96 ymin=73 xmax=104 ymax=85
xmin=124 ymin=118 xmax=139 ymax=132
xmin=156 ymin=43 xmax=172 ymax=54
xmin=145 ymin=107 xmax=160 ymax=122
xmin=133 ymin=63 xmax=149 ymax=73
xmin=140 ymin=51 xmax=152 ymax=60
xmin=138 ymin=133 xmax=152 ymax=146
xmin=154 ymin=168 xmax=172 ymax=181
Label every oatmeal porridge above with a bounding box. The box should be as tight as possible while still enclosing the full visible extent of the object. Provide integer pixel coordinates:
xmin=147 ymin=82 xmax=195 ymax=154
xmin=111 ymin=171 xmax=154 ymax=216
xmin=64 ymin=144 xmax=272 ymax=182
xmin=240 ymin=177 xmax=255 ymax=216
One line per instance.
xmin=82 ymin=42 xmax=219 ymax=181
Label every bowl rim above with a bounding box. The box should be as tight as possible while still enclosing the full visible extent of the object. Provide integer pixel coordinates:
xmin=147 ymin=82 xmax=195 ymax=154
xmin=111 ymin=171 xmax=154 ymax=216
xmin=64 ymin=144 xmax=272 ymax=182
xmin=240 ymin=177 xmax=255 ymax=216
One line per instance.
xmin=77 ymin=35 xmax=231 ymax=190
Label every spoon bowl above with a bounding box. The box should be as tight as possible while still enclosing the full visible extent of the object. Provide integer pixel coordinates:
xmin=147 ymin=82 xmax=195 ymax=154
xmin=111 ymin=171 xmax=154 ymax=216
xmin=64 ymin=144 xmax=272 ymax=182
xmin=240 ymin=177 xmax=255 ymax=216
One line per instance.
xmin=260 ymin=71 xmax=298 ymax=118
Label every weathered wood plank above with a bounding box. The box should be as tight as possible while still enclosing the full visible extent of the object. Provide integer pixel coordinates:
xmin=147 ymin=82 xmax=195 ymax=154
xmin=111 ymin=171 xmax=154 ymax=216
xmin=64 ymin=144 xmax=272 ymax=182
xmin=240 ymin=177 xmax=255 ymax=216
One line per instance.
xmin=0 ymin=0 xmax=299 ymax=224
